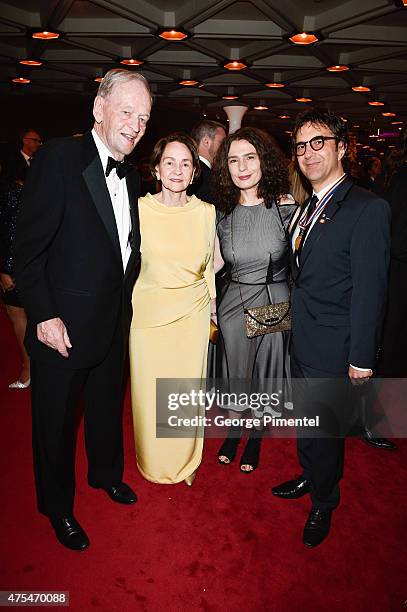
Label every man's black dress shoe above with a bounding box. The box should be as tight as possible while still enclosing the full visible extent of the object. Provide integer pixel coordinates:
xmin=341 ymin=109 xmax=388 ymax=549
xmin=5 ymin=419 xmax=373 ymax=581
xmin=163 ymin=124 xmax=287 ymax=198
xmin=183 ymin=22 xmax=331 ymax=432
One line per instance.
xmin=362 ymin=428 xmax=397 ymax=450
xmin=303 ymin=509 xmax=332 ymax=548
xmin=272 ymin=476 xmax=311 ymax=499
xmin=95 ymin=482 xmax=137 ymax=504
xmin=50 ymin=516 xmax=90 ymax=551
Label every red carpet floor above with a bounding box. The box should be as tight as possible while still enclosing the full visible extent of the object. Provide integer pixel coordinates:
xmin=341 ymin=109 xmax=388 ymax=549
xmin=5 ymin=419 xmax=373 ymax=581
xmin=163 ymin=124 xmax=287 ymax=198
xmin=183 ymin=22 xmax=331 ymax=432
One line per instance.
xmin=1 ymin=303 xmax=406 ymax=612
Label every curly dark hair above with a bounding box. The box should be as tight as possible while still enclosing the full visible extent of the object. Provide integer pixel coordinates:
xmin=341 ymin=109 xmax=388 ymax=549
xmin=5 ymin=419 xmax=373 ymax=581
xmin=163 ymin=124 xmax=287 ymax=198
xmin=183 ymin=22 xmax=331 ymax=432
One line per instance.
xmin=150 ymin=131 xmax=201 ymax=182
xmin=210 ymin=127 xmax=289 ymax=214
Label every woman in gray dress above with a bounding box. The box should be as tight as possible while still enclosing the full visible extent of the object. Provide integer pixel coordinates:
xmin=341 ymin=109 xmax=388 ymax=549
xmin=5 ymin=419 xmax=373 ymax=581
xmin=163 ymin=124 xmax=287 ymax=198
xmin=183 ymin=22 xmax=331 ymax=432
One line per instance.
xmin=211 ymin=127 xmax=294 ymax=472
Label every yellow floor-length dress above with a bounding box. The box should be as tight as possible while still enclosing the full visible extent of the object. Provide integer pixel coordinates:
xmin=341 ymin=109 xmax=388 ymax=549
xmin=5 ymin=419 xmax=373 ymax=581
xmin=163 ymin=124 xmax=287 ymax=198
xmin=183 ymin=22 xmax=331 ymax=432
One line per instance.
xmin=130 ymin=193 xmax=216 ymax=483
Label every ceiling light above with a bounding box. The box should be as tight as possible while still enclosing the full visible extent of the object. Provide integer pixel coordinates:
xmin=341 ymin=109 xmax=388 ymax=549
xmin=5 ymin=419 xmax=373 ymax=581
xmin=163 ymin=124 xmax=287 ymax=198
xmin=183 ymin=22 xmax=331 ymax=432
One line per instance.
xmin=392 ymin=121 xmax=404 ymax=125
xmin=19 ymin=59 xmax=43 ymax=66
xmin=326 ymin=65 xmax=349 ymax=72
xmin=279 ymin=115 xmax=290 ymax=119
xmin=382 ymin=112 xmax=396 ymax=117
xmin=179 ymin=80 xmax=199 ymax=86
xmin=368 ymin=101 xmax=384 ymax=106
xmin=285 ymin=131 xmax=293 ymax=135
xmin=254 ymin=105 xmax=268 ymax=110
xmin=353 ymin=125 xmax=360 ymax=128
xmin=265 ymin=82 xmax=285 ymax=88
xmin=12 ymin=77 xmax=31 ymax=84
xmin=222 ymin=95 xmax=238 ymax=100
xmin=120 ymin=58 xmax=143 ymax=66
xmin=352 ymin=86 xmax=371 ymax=92
xmin=94 ymin=77 xmax=103 ymax=83
xmin=289 ymin=32 xmax=319 ymax=45
xmin=157 ymin=29 xmax=188 ymax=41
xmin=224 ymin=61 xmax=247 ymax=71
xmin=32 ymin=30 xmax=59 ymax=40
xmin=296 ymin=97 xmax=312 ymax=103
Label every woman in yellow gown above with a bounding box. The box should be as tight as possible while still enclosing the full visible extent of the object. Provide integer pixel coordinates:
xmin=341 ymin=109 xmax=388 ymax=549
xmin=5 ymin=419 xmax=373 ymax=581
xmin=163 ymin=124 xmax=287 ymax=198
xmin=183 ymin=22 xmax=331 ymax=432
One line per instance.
xmin=130 ymin=133 xmax=216 ymax=484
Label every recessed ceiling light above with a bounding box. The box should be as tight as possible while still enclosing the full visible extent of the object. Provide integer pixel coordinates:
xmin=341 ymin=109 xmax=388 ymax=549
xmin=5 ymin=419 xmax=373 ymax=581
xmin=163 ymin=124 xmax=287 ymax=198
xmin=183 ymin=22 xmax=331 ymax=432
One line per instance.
xmin=296 ymin=97 xmax=312 ymax=103
xmin=222 ymin=95 xmax=238 ymax=100
xmin=120 ymin=58 xmax=143 ymax=66
xmin=179 ymin=80 xmax=199 ymax=86
xmin=224 ymin=61 xmax=247 ymax=71
xmin=19 ymin=59 xmax=43 ymax=66
xmin=352 ymin=86 xmax=371 ymax=92
xmin=353 ymin=124 xmax=360 ymax=128
xmin=392 ymin=121 xmax=404 ymax=125
xmin=254 ymin=105 xmax=268 ymax=110
xmin=368 ymin=101 xmax=384 ymax=106
xmin=157 ymin=29 xmax=188 ymax=41
xmin=265 ymin=82 xmax=285 ymax=88
xmin=289 ymin=32 xmax=319 ymax=45
xmin=279 ymin=115 xmax=291 ymax=119
xmin=382 ymin=112 xmax=396 ymax=117
xmin=94 ymin=77 xmax=103 ymax=83
xmin=326 ymin=65 xmax=349 ymax=72
xmin=32 ymin=30 xmax=59 ymax=40
xmin=12 ymin=77 xmax=31 ymax=84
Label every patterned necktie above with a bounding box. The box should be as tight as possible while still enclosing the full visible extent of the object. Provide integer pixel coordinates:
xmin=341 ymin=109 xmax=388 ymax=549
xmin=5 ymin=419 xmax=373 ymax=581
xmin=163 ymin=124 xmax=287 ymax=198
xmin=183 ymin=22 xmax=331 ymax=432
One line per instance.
xmin=105 ymin=156 xmax=131 ymax=180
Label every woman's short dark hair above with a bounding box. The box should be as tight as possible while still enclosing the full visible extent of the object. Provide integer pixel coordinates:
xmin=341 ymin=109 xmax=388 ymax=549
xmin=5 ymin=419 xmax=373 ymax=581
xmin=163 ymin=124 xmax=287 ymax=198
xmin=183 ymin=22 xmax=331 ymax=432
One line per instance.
xmin=211 ymin=127 xmax=290 ymax=214
xmin=150 ymin=132 xmax=201 ymax=182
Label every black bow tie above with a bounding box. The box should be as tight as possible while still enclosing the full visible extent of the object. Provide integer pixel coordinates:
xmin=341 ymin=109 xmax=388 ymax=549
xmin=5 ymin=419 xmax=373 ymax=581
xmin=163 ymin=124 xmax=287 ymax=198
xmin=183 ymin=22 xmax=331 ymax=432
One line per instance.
xmin=105 ymin=156 xmax=131 ymax=180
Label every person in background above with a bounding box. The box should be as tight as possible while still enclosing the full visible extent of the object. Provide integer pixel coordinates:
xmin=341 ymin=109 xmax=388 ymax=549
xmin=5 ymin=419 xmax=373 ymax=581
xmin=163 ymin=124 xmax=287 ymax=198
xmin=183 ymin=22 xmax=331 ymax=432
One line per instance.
xmin=358 ymin=156 xmax=385 ymax=197
xmin=7 ymin=128 xmax=42 ymax=183
xmin=138 ymin=156 xmax=158 ymax=196
xmin=0 ymin=166 xmax=30 ymax=388
xmin=188 ymin=120 xmax=226 ymax=203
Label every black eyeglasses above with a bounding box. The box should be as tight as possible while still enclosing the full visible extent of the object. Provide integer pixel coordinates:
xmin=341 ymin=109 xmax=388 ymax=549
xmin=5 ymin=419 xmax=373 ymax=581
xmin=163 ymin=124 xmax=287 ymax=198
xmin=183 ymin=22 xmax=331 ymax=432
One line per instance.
xmin=295 ymin=135 xmax=337 ymax=156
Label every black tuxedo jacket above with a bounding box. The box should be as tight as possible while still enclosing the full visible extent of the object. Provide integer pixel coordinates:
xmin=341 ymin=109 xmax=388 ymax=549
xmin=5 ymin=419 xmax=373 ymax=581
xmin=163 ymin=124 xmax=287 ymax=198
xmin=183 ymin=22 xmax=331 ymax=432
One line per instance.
xmin=15 ymin=131 xmax=141 ymax=369
xmin=187 ymin=160 xmax=213 ymax=203
xmin=289 ymin=177 xmax=390 ymax=374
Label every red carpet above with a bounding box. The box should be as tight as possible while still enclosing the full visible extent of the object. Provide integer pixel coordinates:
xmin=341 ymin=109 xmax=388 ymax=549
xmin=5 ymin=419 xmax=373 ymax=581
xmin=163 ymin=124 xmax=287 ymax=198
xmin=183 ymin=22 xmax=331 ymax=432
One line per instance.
xmin=1 ymin=303 xmax=406 ymax=612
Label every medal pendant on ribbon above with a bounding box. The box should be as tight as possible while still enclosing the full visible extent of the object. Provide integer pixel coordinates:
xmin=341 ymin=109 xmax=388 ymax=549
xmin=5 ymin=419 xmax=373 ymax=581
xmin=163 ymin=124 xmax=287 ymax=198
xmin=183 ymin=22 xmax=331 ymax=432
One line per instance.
xmin=294 ymin=234 xmax=302 ymax=252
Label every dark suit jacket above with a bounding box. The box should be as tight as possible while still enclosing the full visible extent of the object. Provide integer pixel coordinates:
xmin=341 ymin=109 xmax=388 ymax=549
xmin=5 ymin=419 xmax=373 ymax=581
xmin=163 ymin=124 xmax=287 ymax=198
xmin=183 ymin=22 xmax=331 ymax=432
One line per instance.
xmin=14 ymin=131 xmax=141 ymax=369
xmin=289 ymin=177 xmax=391 ymax=374
xmin=187 ymin=160 xmax=213 ymax=203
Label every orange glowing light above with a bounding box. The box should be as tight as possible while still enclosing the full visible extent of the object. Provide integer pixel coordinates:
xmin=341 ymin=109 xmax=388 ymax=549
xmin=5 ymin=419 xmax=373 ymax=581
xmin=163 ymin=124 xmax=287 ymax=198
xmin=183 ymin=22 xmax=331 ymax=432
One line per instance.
xmin=19 ymin=59 xmax=43 ymax=66
xmin=158 ymin=29 xmax=188 ymax=41
xmin=265 ymin=82 xmax=285 ymax=88
xmin=296 ymin=97 xmax=312 ymax=103
xmin=120 ymin=58 xmax=143 ymax=66
xmin=179 ymin=80 xmax=199 ymax=86
xmin=224 ymin=61 xmax=247 ymax=71
xmin=32 ymin=30 xmax=59 ymax=40
xmin=12 ymin=77 xmax=31 ymax=84
xmin=326 ymin=65 xmax=349 ymax=72
xmin=289 ymin=32 xmax=318 ymax=45
xmin=368 ymin=101 xmax=384 ymax=106
xmin=352 ymin=86 xmax=371 ymax=92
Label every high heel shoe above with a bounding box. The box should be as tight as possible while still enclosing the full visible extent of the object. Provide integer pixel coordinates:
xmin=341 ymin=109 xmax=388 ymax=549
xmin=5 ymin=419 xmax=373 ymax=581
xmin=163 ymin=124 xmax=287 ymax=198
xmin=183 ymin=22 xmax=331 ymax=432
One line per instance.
xmin=240 ymin=436 xmax=262 ymax=473
xmin=184 ymin=471 xmax=197 ymax=486
xmin=218 ymin=426 xmax=241 ymax=464
xmin=9 ymin=378 xmax=30 ymax=389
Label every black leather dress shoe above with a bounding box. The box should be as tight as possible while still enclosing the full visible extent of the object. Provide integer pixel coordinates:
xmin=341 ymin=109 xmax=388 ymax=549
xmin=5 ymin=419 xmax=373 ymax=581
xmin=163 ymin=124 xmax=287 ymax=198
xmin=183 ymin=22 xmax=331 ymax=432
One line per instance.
xmin=303 ymin=509 xmax=332 ymax=548
xmin=362 ymin=429 xmax=397 ymax=450
xmin=272 ymin=476 xmax=311 ymax=499
xmin=97 ymin=482 xmax=137 ymax=504
xmin=50 ymin=516 xmax=89 ymax=551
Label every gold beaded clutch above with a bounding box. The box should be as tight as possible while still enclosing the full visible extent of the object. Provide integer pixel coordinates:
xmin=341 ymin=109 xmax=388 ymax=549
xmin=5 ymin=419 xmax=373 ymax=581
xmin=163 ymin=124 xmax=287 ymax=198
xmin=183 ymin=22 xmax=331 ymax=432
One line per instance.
xmin=244 ymin=302 xmax=291 ymax=338
xmin=209 ymin=319 xmax=219 ymax=344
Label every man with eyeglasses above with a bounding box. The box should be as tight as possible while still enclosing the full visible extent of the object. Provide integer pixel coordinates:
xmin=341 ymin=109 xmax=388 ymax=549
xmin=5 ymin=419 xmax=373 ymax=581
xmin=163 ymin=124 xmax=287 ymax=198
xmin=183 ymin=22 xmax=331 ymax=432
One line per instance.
xmin=272 ymin=109 xmax=391 ymax=547
xmin=6 ymin=128 xmax=42 ymax=183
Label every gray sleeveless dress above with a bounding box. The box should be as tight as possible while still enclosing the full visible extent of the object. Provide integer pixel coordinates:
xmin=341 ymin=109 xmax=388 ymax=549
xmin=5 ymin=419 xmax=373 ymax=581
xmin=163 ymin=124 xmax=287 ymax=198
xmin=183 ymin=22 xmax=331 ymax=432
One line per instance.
xmin=215 ymin=201 xmax=295 ymax=417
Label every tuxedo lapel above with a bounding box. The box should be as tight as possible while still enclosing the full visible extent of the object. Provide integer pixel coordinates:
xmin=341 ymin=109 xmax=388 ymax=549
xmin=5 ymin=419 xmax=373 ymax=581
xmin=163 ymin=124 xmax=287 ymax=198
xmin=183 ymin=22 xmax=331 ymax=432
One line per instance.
xmin=81 ymin=133 xmax=122 ymax=266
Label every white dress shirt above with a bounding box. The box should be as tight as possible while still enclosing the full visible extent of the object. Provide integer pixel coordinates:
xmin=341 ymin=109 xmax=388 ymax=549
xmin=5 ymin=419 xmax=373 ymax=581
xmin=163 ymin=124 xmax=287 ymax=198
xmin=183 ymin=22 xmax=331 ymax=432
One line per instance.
xmin=199 ymin=155 xmax=211 ymax=169
xmin=20 ymin=150 xmax=31 ymax=165
xmin=92 ymin=129 xmax=132 ymax=271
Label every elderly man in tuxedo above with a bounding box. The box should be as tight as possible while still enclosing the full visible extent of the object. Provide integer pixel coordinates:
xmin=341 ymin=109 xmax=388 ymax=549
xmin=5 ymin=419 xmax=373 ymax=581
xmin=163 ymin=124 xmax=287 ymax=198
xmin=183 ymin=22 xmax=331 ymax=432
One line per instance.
xmin=15 ymin=69 xmax=152 ymax=551
xmin=272 ymin=109 xmax=390 ymax=547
